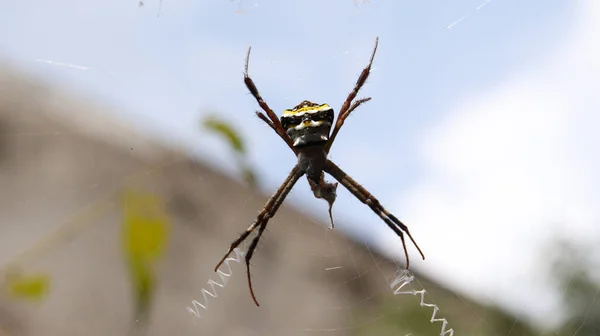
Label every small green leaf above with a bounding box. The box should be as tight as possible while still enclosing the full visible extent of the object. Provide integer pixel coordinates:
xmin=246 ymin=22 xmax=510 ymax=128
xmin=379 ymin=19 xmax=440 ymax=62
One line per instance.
xmin=122 ymin=190 xmax=171 ymax=324
xmin=203 ymin=116 xmax=246 ymax=154
xmin=123 ymin=190 xmax=170 ymax=261
xmin=7 ymin=273 xmax=50 ymax=301
xmin=202 ymin=114 xmax=260 ymax=189
xmin=128 ymin=259 xmax=154 ymax=323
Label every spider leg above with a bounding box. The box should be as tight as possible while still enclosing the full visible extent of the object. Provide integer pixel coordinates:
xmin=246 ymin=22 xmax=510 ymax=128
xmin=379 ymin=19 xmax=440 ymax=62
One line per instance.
xmin=325 ymin=97 xmax=371 ymax=153
xmin=324 ymin=160 xmax=425 ymax=269
xmin=254 ymin=111 xmax=297 ymax=153
xmin=244 ymin=219 xmax=268 ymax=306
xmin=244 ymin=47 xmax=297 ymax=153
xmin=344 ymin=97 xmax=372 ymax=120
xmin=325 ymin=37 xmax=379 ymax=153
xmin=214 ymin=164 xmax=304 ymax=306
xmin=255 ymin=111 xmax=278 ymax=135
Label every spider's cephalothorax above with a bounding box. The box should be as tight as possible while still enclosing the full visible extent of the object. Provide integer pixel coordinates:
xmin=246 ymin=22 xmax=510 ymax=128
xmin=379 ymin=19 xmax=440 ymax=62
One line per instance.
xmin=280 ymin=100 xmax=334 ymax=148
xmin=215 ymin=37 xmax=426 ymax=307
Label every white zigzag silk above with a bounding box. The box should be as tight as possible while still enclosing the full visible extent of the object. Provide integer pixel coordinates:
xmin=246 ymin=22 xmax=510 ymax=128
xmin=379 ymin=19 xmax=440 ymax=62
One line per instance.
xmin=187 ymin=248 xmax=245 ymax=322
xmin=187 ymin=249 xmax=454 ymax=336
xmin=390 ymin=269 xmax=455 ymax=336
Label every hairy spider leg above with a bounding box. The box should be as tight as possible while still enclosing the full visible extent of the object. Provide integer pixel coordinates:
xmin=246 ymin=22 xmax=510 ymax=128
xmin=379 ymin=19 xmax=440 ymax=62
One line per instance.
xmin=214 ymin=165 xmax=304 ymax=306
xmin=243 ymin=47 xmax=297 ymax=153
xmin=324 ymin=160 xmax=425 ymax=268
xmin=325 ymin=37 xmax=379 ymax=153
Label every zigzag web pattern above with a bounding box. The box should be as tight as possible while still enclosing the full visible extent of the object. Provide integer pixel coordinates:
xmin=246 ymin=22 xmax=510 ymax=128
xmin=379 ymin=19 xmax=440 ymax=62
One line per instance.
xmin=187 ymin=248 xmax=245 ymax=323
xmin=390 ymin=269 xmax=454 ymax=336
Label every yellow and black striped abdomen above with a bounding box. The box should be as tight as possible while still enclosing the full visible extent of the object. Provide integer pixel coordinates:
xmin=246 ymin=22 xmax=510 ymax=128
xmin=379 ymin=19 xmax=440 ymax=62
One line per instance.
xmin=280 ymin=100 xmax=334 ymax=148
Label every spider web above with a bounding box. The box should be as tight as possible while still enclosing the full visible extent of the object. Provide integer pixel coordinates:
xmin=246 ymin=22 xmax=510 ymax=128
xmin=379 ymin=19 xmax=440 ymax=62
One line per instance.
xmin=1 ymin=0 xmax=600 ymax=335
xmin=184 ymin=203 xmax=458 ymax=335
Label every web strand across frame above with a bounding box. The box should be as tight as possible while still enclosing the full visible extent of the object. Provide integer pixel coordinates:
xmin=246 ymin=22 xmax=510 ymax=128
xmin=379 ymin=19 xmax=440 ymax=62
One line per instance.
xmin=390 ymin=269 xmax=455 ymax=336
xmin=187 ymin=248 xmax=245 ymax=323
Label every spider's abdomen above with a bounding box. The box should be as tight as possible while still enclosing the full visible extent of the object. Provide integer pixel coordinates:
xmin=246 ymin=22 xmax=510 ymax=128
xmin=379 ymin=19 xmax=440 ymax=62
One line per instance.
xmin=280 ymin=100 xmax=334 ymax=148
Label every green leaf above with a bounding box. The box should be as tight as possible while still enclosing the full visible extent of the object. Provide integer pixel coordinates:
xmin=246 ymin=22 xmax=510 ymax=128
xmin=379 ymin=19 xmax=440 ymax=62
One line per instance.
xmin=7 ymin=273 xmax=50 ymax=301
xmin=122 ymin=190 xmax=171 ymax=324
xmin=123 ymin=190 xmax=170 ymax=261
xmin=128 ymin=259 xmax=154 ymax=323
xmin=202 ymin=114 xmax=260 ymax=189
xmin=203 ymin=116 xmax=246 ymax=154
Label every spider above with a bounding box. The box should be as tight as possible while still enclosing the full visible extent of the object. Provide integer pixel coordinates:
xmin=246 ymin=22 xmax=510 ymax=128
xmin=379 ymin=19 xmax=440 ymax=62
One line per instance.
xmin=214 ymin=37 xmax=425 ymax=306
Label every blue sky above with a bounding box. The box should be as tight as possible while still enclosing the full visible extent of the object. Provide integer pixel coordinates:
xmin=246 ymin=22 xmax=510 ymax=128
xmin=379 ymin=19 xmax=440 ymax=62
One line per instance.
xmin=2 ymin=0 xmax=599 ymax=329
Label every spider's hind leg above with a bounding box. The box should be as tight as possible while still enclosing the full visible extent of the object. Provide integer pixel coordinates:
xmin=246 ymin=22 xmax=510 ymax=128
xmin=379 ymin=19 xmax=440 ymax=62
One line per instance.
xmin=324 ymin=159 xmax=425 ymax=268
xmin=214 ymin=165 xmax=304 ymax=306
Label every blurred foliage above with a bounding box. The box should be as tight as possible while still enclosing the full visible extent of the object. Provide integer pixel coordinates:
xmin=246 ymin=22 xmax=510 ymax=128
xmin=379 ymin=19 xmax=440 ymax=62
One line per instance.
xmin=351 ymin=294 xmax=541 ymax=336
xmin=482 ymin=305 xmax=541 ymax=336
xmin=202 ymin=114 xmax=259 ymax=189
xmin=549 ymin=239 xmax=600 ymax=335
xmin=204 ymin=117 xmax=246 ymax=154
xmin=0 ymin=188 xmax=173 ymax=328
xmin=0 ymin=195 xmax=111 ymax=305
xmin=5 ymin=272 xmax=50 ymax=301
xmin=122 ymin=189 xmax=171 ymax=325
xmin=351 ymin=296 xmax=443 ymax=335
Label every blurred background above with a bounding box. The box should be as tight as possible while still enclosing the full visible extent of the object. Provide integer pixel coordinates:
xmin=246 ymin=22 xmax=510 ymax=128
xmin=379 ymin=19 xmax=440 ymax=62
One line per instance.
xmin=0 ymin=0 xmax=599 ymax=335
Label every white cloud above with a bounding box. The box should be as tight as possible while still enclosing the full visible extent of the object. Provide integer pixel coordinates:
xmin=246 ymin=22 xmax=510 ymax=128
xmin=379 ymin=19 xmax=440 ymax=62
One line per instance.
xmin=379 ymin=0 xmax=600 ymax=328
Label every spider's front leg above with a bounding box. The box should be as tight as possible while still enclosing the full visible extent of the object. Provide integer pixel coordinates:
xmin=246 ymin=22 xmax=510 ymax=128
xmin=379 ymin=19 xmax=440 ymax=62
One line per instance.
xmin=243 ymin=47 xmax=297 ymax=154
xmin=325 ymin=37 xmax=379 ymax=153
xmin=324 ymin=160 xmax=425 ymax=268
xmin=214 ymin=165 xmax=304 ymax=306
